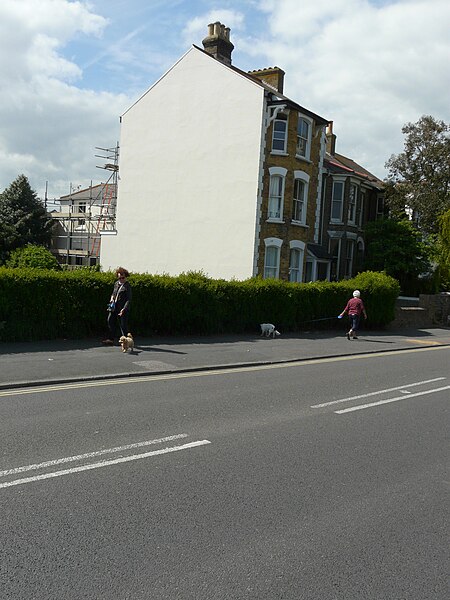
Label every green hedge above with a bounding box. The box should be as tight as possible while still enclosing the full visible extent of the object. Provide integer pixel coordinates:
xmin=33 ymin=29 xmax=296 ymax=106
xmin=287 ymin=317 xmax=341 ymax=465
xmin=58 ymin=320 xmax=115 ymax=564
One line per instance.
xmin=0 ymin=268 xmax=400 ymax=342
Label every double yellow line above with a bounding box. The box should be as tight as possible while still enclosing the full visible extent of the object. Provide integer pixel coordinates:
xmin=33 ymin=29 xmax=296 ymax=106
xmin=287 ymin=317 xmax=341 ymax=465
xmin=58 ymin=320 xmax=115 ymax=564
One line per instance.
xmin=0 ymin=344 xmax=449 ymax=398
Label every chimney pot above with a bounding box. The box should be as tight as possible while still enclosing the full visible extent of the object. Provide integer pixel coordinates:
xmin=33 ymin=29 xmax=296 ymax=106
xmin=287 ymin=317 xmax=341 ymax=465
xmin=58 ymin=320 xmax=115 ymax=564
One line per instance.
xmin=202 ymin=22 xmax=234 ymax=65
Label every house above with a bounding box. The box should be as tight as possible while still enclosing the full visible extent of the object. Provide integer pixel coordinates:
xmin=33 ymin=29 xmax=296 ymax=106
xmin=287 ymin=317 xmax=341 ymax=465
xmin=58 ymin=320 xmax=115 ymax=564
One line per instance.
xmin=100 ymin=22 xmax=330 ymax=281
xmin=50 ymin=182 xmax=116 ymax=267
xmin=306 ymin=121 xmax=385 ymax=281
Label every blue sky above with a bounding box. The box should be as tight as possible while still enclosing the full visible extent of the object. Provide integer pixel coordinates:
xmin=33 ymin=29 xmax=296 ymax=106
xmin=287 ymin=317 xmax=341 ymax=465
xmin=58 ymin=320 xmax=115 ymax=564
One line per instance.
xmin=0 ymin=0 xmax=449 ymax=199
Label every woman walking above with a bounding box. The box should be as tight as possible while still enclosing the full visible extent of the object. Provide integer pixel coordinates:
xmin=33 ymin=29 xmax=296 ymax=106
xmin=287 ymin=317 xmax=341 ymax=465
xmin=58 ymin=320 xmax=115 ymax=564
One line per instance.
xmin=339 ymin=290 xmax=367 ymax=340
xmin=102 ymin=267 xmax=132 ymax=345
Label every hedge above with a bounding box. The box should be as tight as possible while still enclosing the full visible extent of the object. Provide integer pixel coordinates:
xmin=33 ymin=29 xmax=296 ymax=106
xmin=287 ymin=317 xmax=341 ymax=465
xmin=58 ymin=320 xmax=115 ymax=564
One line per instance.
xmin=0 ymin=268 xmax=400 ymax=342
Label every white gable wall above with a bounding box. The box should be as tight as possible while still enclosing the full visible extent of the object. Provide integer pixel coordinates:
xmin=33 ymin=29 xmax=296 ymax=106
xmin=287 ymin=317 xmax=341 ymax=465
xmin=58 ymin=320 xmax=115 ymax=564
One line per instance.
xmin=101 ymin=47 xmax=265 ymax=279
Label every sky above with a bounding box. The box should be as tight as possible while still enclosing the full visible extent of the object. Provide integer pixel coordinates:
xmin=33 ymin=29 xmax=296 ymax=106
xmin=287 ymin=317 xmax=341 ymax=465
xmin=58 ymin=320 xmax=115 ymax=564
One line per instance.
xmin=0 ymin=0 xmax=449 ymax=201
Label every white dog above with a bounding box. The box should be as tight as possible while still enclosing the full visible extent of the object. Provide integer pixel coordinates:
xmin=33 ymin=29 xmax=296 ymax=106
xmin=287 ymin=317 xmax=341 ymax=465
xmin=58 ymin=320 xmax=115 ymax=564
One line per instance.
xmin=260 ymin=323 xmax=281 ymax=338
xmin=119 ymin=333 xmax=134 ymax=353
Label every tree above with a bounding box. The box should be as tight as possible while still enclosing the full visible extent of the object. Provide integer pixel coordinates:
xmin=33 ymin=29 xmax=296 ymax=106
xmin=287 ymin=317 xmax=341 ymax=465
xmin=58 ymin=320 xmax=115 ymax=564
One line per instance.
xmin=363 ymin=218 xmax=432 ymax=294
xmin=5 ymin=245 xmax=60 ymax=270
xmin=437 ymin=209 xmax=450 ymax=290
xmin=385 ymin=115 xmax=450 ymax=235
xmin=0 ymin=174 xmax=53 ymax=262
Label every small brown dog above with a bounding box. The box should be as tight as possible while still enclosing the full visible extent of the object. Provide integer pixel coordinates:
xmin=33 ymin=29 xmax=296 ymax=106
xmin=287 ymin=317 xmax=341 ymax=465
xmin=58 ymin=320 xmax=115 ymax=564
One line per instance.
xmin=119 ymin=333 xmax=134 ymax=353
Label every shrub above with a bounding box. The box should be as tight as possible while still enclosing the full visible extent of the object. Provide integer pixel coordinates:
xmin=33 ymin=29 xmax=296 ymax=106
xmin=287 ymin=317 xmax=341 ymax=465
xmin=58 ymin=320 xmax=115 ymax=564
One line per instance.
xmin=0 ymin=269 xmax=400 ymax=342
xmin=5 ymin=245 xmax=60 ymax=270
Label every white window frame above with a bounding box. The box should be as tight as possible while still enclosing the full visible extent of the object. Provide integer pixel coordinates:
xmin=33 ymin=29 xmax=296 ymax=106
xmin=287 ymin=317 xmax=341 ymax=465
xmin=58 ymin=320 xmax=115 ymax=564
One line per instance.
xmin=348 ymin=183 xmax=357 ymax=224
xmin=296 ymin=115 xmax=313 ymax=161
xmin=268 ymin=167 xmax=287 ymax=222
xmin=331 ymin=178 xmax=345 ymax=223
xmin=272 ymin=118 xmax=288 ymax=154
xmin=263 ymin=237 xmax=283 ymax=279
xmin=292 ymin=170 xmax=310 ymax=225
xmin=289 ymin=240 xmax=305 ymax=283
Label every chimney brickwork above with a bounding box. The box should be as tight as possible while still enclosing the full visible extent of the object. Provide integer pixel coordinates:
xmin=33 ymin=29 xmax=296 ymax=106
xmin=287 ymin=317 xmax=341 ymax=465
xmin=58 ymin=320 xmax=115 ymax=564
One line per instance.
xmin=202 ymin=22 xmax=234 ymax=65
xmin=326 ymin=121 xmax=336 ymax=155
xmin=248 ymin=67 xmax=285 ymax=94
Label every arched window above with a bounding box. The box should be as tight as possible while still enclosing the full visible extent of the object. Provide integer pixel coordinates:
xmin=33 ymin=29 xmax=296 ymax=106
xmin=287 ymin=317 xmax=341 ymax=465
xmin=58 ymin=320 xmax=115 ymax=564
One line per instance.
xmin=264 ymin=237 xmax=283 ymax=279
xmin=292 ymin=170 xmax=310 ymax=225
xmin=268 ymin=167 xmax=287 ymax=221
xmin=296 ymin=115 xmax=313 ymax=160
xmin=289 ymin=240 xmax=305 ymax=282
xmin=272 ymin=116 xmax=288 ymax=153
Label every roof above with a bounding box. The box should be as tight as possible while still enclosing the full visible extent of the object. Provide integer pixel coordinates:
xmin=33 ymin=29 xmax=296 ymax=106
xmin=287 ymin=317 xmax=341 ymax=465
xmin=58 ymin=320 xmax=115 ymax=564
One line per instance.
xmin=307 ymin=243 xmax=331 ymax=260
xmin=59 ymin=183 xmax=116 ymax=200
xmin=325 ymin=152 xmax=384 ymax=188
xmin=192 ymin=45 xmax=329 ymax=126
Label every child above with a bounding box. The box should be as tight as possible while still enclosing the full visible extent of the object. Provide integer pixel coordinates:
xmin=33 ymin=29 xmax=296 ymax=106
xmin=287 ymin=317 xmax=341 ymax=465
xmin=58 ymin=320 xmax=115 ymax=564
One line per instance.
xmin=339 ymin=290 xmax=367 ymax=340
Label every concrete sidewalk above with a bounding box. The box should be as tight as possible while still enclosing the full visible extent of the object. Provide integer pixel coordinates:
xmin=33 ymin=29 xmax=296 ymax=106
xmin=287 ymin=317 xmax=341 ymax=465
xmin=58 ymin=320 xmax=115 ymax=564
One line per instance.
xmin=1 ymin=327 xmax=450 ymax=390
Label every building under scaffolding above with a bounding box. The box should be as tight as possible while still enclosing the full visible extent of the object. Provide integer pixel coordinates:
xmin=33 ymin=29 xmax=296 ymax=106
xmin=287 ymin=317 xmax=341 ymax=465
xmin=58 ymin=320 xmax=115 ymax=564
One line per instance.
xmin=49 ymin=145 xmax=118 ymax=268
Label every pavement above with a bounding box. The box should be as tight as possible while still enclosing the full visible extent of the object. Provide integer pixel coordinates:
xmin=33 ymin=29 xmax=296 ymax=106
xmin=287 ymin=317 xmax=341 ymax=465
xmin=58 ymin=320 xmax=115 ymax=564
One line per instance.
xmin=1 ymin=326 xmax=450 ymax=390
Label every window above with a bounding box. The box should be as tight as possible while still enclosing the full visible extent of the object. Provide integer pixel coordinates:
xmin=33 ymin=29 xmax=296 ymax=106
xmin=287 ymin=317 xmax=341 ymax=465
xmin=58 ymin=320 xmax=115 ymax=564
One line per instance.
xmin=78 ymin=202 xmax=86 ymax=226
xmin=292 ymin=170 xmax=310 ymax=224
xmin=345 ymin=240 xmax=354 ymax=278
xmin=264 ymin=238 xmax=282 ymax=279
xmin=304 ymin=260 xmax=313 ymax=282
xmin=272 ymin=118 xmax=287 ymax=153
xmin=268 ymin=176 xmax=283 ymax=219
xmin=268 ymin=167 xmax=287 ymax=221
xmin=348 ymin=184 xmax=357 ymax=224
xmin=317 ymin=262 xmax=329 ymax=281
xmin=296 ymin=117 xmax=311 ymax=159
xmin=331 ymin=180 xmax=344 ymax=222
xmin=329 ymin=238 xmax=341 ymax=280
xmin=358 ymin=190 xmax=365 ymax=226
xmin=289 ymin=241 xmax=305 ymax=282
xmin=292 ymin=179 xmax=305 ymax=222
xmin=376 ymin=195 xmax=385 ymax=218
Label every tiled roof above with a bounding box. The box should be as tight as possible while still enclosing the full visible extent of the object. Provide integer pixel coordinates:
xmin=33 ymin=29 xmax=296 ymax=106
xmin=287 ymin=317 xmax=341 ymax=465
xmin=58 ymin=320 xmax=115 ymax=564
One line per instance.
xmin=325 ymin=152 xmax=384 ymax=188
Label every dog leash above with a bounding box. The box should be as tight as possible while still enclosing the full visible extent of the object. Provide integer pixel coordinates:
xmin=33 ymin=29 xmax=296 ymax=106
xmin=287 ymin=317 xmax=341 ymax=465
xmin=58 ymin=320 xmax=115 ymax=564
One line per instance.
xmin=300 ymin=316 xmax=340 ymax=324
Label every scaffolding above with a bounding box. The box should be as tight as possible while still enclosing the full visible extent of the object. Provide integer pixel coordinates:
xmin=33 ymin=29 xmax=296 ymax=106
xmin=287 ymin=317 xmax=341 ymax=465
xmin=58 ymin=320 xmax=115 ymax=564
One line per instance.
xmin=49 ymin=144 xmax=119 ymax=268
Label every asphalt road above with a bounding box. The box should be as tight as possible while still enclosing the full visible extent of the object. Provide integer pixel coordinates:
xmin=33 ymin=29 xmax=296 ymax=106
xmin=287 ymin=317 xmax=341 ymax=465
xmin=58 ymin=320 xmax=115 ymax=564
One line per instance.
xmin=0 ymin=345 xmax=448 ymax=599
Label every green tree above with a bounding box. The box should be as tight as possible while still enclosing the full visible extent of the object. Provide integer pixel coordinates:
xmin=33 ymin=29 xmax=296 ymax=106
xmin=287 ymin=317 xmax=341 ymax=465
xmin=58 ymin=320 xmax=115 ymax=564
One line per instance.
xmin=437 ymin=209 xmax=450 ymax=289
xmin=0 ymin=174 xmax=53 ymax=262
xmin=363 ymin=218 xmax=431 ymax=294
xmin=385 ymin=115 xmax=450 ymax=235
xmin=5 ymin=245 xmax=60 ymax=270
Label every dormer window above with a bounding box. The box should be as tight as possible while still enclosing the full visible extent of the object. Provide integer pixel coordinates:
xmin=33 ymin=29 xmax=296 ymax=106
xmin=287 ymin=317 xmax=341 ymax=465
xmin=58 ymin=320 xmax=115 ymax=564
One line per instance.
xmin=296 ymin=116 xmax=312 ymax=160
xmin=272 ymin=114 xmax=288 ymax=153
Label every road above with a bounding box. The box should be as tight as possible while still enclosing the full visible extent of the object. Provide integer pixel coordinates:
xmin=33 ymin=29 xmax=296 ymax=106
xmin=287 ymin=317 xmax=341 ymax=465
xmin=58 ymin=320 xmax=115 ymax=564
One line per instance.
xmin=0 ymin=346 xmax=448 ymax=599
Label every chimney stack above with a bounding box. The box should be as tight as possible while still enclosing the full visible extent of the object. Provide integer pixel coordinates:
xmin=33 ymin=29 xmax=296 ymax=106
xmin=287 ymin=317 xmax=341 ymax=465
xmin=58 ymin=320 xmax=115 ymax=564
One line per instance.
xmin=326 ymin=121 xmax=336 ymax=155
xmin=248 ymin=67 xmax=285 ymax=94
xmin=202 ymin=22 xmax=234 ymax=65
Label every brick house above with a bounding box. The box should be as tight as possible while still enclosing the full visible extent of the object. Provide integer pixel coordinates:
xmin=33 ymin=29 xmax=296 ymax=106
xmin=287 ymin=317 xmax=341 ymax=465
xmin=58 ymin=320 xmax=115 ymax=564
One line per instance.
xmin=100 ymin=23 xmax=329 ymax=281
xmin=306 ymin=122 xmax=385 ymax=281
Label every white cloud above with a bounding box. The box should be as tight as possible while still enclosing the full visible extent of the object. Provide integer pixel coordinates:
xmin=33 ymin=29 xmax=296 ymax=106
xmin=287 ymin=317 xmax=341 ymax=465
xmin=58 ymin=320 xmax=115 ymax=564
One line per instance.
xmin=182 ymin=9 xmax=245 ymax=47
xmin=246 ymin=0 xmax=450 ymax=177
xmin=0 ymin=0 xmax=448 ymax=202
xmin=0 ymin=0 xmax=126 ymax=198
